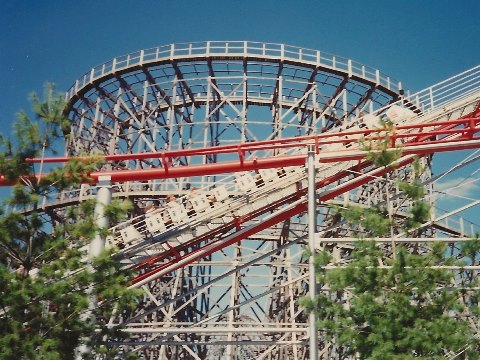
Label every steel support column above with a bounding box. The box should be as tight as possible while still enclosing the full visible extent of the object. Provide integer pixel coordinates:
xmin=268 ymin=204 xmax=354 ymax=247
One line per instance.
xmin=89 ymin=175 xmax=113 ymax=258
xmin=307 ymin=145 xmax=318 ymax=359
xmin=77 ymin=175 xmax=112 ymax=359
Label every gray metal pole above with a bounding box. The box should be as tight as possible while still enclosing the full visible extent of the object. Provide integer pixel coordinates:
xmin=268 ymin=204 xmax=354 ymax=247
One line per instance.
xmin=77 ymin=175 xmax=112 ymax=359
xmin=307 ymin=145 xmax=318 ymax=360
xmin=89 ymin=175 xmax=112 ymax=258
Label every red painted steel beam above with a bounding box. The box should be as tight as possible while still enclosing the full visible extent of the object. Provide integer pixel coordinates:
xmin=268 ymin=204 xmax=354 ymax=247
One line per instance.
xmin=319 ymin=138 xmax=480 ymax=163
xmin=89 ymin=154 xmax=306 ymax=182
xmin=4 ymin=135 xmax=479 ymax=187
xmin=1 ymin=137 xmax=478 ymax=189
xmin=0 ymin=114 xmax=475 ymax=187
xmin=23 ymin=116 xmax=480 ymax=165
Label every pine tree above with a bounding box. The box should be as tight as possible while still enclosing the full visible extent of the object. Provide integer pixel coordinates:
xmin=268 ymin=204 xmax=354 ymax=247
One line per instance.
xmin=0 ymin=85 xmax=141 ymax=359
xmin=301 ymin=144 xmax=480 ymax=358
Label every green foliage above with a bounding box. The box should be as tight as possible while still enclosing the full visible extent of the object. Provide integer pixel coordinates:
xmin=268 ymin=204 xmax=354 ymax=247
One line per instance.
xmin=398 ymin=178 xmax=424 ymax=199
xmin=0 ymin=84 xmax=141 ymax=359
xmin=361 ymin=120 xmax=403 ymax=167
xmin=404 ymin=200 xmax=431 ymax=231
xmin=301 ymin=136 xmax=478 ymax=357
xmin=400 ymin=158 xmax=432 ymax=234
xmin=338 ymin=156 xmax=432 ymax=239
xmin=304 ymin=241 xmax=479 ymax=359
xmin=29 ymin=84 xmax=71 ymax=138
xmin=46 ymin=156 xmax=105 ymax=190
xmin=339 ymin=205 xmax=392 ymax=237
xmin=366 ymin=148 xmax=403 ymax=168
xmin=460 ymin=237 xmax=480 ymax=265
xmin=104 ymin=199 xmax=134 ymax=224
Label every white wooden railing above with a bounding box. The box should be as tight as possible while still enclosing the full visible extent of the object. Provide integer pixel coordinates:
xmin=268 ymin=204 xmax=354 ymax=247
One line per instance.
xmin=65 ymin=41 xmax=403 ymax=100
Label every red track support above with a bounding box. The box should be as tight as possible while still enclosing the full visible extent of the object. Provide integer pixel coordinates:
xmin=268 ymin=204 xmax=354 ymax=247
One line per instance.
xmin=0 ymin=117 xmax=476 ymax=186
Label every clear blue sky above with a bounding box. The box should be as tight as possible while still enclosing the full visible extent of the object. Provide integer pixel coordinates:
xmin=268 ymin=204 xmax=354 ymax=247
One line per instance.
xmin=0 ymin=0 xmax=479 ymax=225
xmin=1 ymin=0 xmax=479 ymax=123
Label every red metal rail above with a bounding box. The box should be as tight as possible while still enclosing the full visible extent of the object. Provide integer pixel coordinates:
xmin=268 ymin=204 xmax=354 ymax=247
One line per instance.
xmin=4 ymin=109 xmax=480 ymax=285
xmin=23 ymin=116 xmax=480 ymax=164
xmin=0 ymin=115 xmax=477 ymax=186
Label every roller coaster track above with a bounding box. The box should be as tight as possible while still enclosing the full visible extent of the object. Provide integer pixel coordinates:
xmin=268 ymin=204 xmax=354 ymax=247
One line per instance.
xmin=4 ymin=64 xmax=480 ymax=293
xmin=15 ymin=83 xmax=480 ymax=288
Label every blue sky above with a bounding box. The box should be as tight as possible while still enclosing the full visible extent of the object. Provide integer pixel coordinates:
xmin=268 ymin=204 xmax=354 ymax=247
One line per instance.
xmin=0 ymin=0 xmax=479 ymax=226
xmin=2 ymin=0 xmax=480 ymax=121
